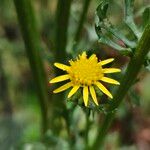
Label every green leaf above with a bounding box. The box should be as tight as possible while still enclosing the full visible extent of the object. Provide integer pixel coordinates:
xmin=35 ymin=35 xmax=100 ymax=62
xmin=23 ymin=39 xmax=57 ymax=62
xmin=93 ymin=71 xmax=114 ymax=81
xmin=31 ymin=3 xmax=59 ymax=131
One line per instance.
xmin=95 ymin=0 xmax=135 ymax=55
xmin=95 ymin=25 xmax=132 ymax=55
xmin=104 ymin=25 xmax=136 ymax=48
xmin=142 ymin=7 xmax=150 ymax=28
xmin=124 ymin=0 xmax=141 ymax=39
xmin=124 ymin=0 xmax=134 ymax=20
xmin=96 ymin=0 xmax=109 ymax=21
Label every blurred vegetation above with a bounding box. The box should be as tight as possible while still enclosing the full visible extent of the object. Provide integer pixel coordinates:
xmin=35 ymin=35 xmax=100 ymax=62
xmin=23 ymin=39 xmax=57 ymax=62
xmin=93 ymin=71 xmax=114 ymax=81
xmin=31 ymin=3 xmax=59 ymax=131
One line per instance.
xmin=0 ymin=0 xmax=150 ymax=150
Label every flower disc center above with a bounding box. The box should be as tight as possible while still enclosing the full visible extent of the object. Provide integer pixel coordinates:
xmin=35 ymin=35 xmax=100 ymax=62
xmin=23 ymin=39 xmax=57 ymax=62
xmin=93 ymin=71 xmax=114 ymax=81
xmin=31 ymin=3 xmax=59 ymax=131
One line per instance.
xmin=68 ymin=58 xmax=103 ymax=86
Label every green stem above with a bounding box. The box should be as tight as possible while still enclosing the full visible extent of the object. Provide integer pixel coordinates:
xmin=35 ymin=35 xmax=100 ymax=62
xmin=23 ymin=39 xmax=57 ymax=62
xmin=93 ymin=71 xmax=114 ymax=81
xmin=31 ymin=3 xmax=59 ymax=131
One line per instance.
xmin=55 ymin=0 xmax=72 ymax=63
xmin=90 ymin=24 xmax=150 ymax=150
xmin=13 ymin=0 xmax=49 ymax=136
xmin=74 ymin=0 xmax=91 ymax=43
xmin=0 ymin=54 xmax=13 ymax=117
xmin=84 ymin=109 xmax=90 ymax=150
xmin=50 ymin=0 xmax=72 ymax=135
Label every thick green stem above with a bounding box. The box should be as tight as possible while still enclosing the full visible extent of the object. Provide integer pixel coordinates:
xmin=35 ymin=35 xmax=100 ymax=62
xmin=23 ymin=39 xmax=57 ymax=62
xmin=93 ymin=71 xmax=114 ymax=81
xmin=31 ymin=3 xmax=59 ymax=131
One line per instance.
xmin=13 ymin=0 xmax=49 ymax=136
xmin=74 ymin=0 xmax=91 ymax=43
xmin=55 ymin=0 xmax=72 ymax=63
xmin=90 ymin=24 xmax=150 ymax=150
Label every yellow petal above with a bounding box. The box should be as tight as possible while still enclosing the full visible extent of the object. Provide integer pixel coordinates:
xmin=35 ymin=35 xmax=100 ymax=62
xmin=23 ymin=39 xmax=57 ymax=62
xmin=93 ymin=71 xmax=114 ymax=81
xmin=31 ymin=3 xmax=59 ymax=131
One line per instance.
xmin=89 ymin=86 xmax=98 ymax=105
xmin=102 ymin=68 xmax=121 ymax=73
xmin=99 ymin=58 xmax=114 ymax=66
xmin=53 ymin=82 xmax=72 ymax=93
xmin=100 ymin=77 xmax=120 ymax=85
xmin=54 ymin=63 xmax=70 ymax=71
xmin=83 ymin=86 xmax=89 ymax=106
xmin=50 ymin=75 xmax=70 ymax=83
xmin=95 ymin=82 xmax=113 ymax=99
xmin=68 ymin=85 xmax=80 ymax=98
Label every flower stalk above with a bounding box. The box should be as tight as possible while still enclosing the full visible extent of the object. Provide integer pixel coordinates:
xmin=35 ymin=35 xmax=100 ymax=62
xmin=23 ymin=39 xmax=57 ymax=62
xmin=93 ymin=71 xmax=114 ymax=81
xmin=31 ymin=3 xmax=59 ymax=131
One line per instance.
xmin=90 ymin=24 xmax=150 ymax=150
xmin=13 ymin=0 xmax=49 ymax=136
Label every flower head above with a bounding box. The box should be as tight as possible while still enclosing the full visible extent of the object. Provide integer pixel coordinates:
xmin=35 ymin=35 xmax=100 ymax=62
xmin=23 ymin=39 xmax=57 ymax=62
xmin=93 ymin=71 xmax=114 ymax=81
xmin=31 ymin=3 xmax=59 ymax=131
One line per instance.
xmin=50 ymin=52 xmax=121 ymax=106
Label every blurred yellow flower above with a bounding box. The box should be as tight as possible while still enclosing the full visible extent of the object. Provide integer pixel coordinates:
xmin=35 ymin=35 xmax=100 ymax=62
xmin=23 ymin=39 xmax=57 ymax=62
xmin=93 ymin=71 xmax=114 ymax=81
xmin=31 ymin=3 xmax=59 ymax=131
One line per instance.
xmin=50 ymin=52 xmax=121 ymax=106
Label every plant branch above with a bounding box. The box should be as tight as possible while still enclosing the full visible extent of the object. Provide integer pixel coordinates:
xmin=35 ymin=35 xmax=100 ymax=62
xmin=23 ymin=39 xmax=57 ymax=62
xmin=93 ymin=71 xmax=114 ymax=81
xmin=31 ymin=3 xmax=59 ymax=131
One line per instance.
xmin=90 ymin=24 xmax=150 ymax=150
xmin=13 ymin=0 xmax=49 ymax=136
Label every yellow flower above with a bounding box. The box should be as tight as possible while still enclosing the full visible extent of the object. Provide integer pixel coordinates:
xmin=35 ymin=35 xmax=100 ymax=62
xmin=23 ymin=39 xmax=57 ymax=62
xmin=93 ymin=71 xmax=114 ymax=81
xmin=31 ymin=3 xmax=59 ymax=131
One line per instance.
xmin=50 ymin=52 xmax=121 ymax=106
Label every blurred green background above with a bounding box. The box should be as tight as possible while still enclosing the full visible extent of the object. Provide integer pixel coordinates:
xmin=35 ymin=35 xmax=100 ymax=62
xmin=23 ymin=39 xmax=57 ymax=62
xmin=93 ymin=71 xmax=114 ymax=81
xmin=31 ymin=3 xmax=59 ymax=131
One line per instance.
xmin=0 ymin=0 xmax=150 ymax=149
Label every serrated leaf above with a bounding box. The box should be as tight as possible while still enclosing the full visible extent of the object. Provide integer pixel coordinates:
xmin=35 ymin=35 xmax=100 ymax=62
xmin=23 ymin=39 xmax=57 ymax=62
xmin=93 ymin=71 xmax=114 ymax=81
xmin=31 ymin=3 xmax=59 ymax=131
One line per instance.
xmin=95 ymin=1 xmax=136 ymax=54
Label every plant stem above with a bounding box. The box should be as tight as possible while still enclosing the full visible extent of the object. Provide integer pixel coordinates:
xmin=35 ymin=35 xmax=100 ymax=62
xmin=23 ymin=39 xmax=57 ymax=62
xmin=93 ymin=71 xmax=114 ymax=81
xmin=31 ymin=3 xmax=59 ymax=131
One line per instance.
xmin=13 ymin=0 xmax=49 ymax=136
xmin=74 ymin=0 xmax=91 ymax=43
xmin=0 ymin=54 xmax=13 ymax=117
xmin=55 ymin=0 xmax=72 ymax=63
xmin=50 ymin=0 xmax=72 ymax=135
xmin=84 ymin=109 xmax=90 ymax=150
xmin=90 ymin=24 xmax=150 ymax=150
